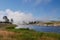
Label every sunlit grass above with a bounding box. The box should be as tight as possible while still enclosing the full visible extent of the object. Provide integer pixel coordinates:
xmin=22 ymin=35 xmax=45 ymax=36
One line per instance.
xmin=0 ymin=24 xmax=60 ymax=40
xmin=5 ymin=27 xmax=60 ymax=40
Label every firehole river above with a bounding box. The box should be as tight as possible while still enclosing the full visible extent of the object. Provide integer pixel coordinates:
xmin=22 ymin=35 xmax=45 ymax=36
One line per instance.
xmin=16 ymin=25 xmax=60 ymax=33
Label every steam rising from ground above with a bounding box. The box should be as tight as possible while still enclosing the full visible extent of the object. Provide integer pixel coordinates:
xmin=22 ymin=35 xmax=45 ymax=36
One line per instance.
xmin=0 ymin=9 xmax=37 ymax=25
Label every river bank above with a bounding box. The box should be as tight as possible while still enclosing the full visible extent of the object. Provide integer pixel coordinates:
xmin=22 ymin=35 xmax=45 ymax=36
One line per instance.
xmin=0 ymin=24 xmax=60 ymax=40
xmin=0 ymin=28 xmax=60 ymax=40
xmin=37 ymin=22 xmax=60 ymax=26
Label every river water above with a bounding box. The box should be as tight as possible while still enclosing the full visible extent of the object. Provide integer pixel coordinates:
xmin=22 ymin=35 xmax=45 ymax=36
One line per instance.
xmin=16 ymin=25 xmax=60 ymax=33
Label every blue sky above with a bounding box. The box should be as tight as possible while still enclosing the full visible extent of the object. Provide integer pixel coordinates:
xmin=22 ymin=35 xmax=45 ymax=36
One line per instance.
xmin=0 ymin=0 xmax=60 ymax=21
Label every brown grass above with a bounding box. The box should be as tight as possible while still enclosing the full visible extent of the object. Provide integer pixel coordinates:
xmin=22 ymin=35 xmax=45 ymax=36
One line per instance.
xmin=0 ymin=30 xmax=59 ymax=40
xmin=0 ymin=24 xmax=60 ymax=40
xmin=0 ymin=30 xmax=16 ymax=40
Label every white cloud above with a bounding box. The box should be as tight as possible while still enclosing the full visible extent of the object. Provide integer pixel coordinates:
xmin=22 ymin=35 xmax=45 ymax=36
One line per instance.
xmin=0 ymin=9 xmax=37 ymax=24
xmin=0 ymin=11 xmax=5 ymax=21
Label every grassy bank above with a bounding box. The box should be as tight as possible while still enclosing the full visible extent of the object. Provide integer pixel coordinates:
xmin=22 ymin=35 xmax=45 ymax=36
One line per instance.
xmin=0 ymin=24 xmax=60 ymax=40
xmin=0 ymin=23 xmax=16 ymax=29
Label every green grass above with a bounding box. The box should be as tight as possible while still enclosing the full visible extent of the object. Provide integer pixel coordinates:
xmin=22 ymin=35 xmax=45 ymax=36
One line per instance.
xmin=0 ymin=23 xmax=16 ymax=29
xmin=5 ymin=27 xmax=60 ymax=40
xmin=0 ymin=24 xmax=60 ymax=40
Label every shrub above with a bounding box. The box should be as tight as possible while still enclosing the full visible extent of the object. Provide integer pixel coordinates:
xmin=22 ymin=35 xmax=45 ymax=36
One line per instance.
xmin=6 ymin=27 xmax=15 ymax=29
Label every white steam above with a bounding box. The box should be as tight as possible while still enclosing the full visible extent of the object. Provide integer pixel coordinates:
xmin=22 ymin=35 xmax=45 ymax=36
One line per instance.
xmin=0 ymin=9 xmax=37 ymax=24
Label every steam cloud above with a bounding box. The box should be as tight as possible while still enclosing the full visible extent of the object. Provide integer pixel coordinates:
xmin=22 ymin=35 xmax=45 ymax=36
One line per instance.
xmin=0 ymin=9 xmax=37 ymax=24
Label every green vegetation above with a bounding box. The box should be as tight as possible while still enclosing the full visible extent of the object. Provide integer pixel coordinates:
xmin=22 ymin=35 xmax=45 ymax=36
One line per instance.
xmin=0 ymin=24 xmax=60 ymax=40
xmin=0 ymin=24 xmax=16 ymax=29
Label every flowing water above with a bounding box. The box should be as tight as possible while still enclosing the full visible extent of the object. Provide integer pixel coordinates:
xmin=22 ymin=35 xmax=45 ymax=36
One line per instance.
xmin=16 ymin=25 xmax=60 ymax=33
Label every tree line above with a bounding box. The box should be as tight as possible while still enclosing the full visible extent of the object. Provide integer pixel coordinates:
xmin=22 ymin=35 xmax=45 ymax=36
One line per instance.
xmin=1 ymin=16 xmax=13 ymax=24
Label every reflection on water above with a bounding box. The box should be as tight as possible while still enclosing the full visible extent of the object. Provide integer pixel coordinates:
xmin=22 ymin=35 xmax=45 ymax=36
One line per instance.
xmin=15 ymin=25 xmax=60 ymax=33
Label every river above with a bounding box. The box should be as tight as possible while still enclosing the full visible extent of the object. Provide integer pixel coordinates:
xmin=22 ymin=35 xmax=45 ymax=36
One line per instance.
xmin=15 ymin=25 xmax=60 ymax=33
